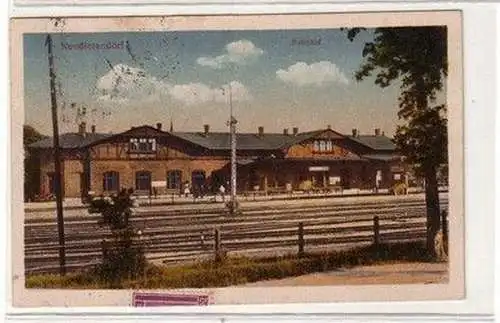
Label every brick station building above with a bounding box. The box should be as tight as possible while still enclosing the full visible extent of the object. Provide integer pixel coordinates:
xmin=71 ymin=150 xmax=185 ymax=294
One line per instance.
xmin=28 ymin=122 xmax=406 ymax=199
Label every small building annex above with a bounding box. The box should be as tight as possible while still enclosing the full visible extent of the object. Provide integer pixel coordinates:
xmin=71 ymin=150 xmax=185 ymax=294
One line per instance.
xmin=27 ymin=122 xmax=406 ymax=199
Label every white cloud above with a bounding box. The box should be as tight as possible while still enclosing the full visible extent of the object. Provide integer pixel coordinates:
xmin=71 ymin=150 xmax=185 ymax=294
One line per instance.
xmin=95 ymin=63 xmax=251 ymax=107
xmin=196 ymin=40 xmax=264 ymax=69
xmin=170 ymin=81 xmax=251 ymax=106
xmin=96 ymin=94 xmax=129 ymax=104
xmin=96 ymin=63 xmax=165 ymax=103
xmin=169 ymin=83 xmax=217 ymax=105
xmin=276 ymin=61 xmax=350 ymax=86
xmin=226 ymin=40 xmax=264 ymax=58
xmin=196 ymin=57 xmax=223 ymax=69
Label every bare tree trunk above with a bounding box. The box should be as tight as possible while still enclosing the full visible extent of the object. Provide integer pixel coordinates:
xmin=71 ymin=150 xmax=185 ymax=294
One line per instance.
xmin=424 ymin=165 xmax=441 ymax=259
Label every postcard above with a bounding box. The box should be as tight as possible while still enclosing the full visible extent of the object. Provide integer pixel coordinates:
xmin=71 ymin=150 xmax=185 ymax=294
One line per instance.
xmin=10 ymin=10 xmax=464 ymax=307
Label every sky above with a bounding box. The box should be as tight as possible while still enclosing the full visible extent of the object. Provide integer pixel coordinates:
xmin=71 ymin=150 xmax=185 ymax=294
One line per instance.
xmin=23 ymin=28 xmax=442 ymax=137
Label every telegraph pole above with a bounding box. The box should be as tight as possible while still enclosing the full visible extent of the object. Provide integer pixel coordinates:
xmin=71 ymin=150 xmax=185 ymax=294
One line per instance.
xmin=46 ymin=34 xmax=67 ymax=275
xmin=226 ymin=84 xmax=238 ymax=215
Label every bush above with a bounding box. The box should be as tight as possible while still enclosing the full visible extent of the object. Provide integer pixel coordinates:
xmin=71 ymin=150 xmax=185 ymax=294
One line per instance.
xmin=26 ymin=241 xmax=431 ymax=289
xmin=26 ymin=272 xmax=100 ymax=289
xmin=88 ymin=189 xmax=147 ymax=287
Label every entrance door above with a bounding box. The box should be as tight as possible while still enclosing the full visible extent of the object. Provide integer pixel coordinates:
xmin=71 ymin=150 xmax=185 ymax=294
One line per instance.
xmin=135 ymin=171 xmax=152 ymax=192
xmin=80 ymin=173 xmax=88 ymax=200
xmin=191 ymin=170 xmax=206 ymax=196
xmin=47 ymin=173 xmax=56 ymax=195
xmin=311 ymin=173 xmax=324 ymax=187
xmin=340 ymin=168 xmax=351 ymax=189
xmin=47 ymin=172 xmax=64 ymax=198
xmin=191 ymin=170 xmax=206 ymax=186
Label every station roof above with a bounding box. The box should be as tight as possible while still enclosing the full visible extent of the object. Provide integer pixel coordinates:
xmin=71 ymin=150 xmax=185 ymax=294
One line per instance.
xmin=29 ymin=126 xmax=396 ymax=152
xmin=28 ymin=132 xmax=112 ymax=149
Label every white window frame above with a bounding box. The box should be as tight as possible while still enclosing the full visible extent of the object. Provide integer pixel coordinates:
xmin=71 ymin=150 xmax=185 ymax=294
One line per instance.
xmin=129 ymin=137 xmax=157 ymax=153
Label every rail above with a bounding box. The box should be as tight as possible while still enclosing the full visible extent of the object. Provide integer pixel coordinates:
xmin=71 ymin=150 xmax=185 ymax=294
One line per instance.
xmin=24 ymin=203 xmax=449 ymax=275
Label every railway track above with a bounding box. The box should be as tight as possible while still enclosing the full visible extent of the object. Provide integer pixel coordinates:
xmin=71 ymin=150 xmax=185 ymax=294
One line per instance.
xmin=24 ymin=196 xmax=448 ymax=275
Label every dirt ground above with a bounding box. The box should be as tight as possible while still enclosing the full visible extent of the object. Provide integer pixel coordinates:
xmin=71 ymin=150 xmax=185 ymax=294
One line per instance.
xmin=241 ymin=262 xmax=449 ymax=287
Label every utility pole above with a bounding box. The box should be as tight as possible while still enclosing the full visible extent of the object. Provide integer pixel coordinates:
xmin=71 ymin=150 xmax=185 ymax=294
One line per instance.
xmin=226 ymin=84 xmax=238 ymax=215
xmin=46 ymin=34 xmax=67 ymax=276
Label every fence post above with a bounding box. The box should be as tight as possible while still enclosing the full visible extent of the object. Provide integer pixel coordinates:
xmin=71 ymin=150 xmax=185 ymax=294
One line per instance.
xmin=298 ymin=222 xmax=305 ymax=258
xmin=373 ymin=216 xmax=380 ymax=254
xmin=214 ymin=228 xmax=221 ymax=263
xmin=101 ymin=239 xmax=107 ymax=259
xmin=441 ymin=210 xmax=448 ymax=254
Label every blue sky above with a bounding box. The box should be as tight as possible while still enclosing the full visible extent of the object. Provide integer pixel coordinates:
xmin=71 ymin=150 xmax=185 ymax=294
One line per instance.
xmin=24 ymin=29 xmax=419 ymax=137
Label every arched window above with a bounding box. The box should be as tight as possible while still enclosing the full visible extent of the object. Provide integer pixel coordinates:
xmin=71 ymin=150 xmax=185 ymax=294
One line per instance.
xmin=135 ymin=171 xmax=152 ymax=191
xmin=103 ymin=171 xmax=120 ymax=192
xmin=167 ymin=170 xmax=182 ymax=189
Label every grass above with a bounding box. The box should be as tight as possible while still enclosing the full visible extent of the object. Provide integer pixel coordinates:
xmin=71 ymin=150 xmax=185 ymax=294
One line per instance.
xmin=26 ymin=241 xmax=437 ymax=289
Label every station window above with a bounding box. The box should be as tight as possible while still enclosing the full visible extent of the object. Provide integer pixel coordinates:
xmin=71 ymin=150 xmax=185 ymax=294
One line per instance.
xmin=313 ymin=140 xmax=334 ymax=153
xmin=103 ymin=171 xmax=120 ymax=192
xmin=167 ymin=170 xmax=182 ymax=189
xmin=129 ymin=138 xmax=156 ymax=153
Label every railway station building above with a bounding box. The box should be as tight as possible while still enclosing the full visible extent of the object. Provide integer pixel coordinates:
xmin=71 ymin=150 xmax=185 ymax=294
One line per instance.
xmin=28 ymin=122 xmax=406 ymax=199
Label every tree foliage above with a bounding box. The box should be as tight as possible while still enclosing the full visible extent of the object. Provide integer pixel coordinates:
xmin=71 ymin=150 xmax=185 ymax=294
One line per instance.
xmin=89 ymin=189 xmax=146 ymax=287
xmin=24 ymin=125 xmax=46 ymax=201
xmin=393 ymin=105 xmax=448 ymax=176
xmin=24 ymin=125 xmax=45 ymax=147
xmin=346 ymin=26 xmax=448 ymax=258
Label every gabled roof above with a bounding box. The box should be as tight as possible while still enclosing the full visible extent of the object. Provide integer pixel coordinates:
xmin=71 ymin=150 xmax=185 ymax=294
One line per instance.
xmin=29 ymin=132 xmax=112 ymax=149
xmin=28 ymin=125 xmax=397 ymax=152
xmin=172 ymin=132 xmax=287 ymax=150
xmin=347 ymin=135 xmax=396 ymax=151
xmin=171 ymin=130 xmax=323 ymax=151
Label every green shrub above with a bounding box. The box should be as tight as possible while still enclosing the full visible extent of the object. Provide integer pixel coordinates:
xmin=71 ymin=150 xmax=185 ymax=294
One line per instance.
xmin=27 ymin=241 xmax=431 ymax=289
xmin=88 ymin=190 xmax=147 ymax=287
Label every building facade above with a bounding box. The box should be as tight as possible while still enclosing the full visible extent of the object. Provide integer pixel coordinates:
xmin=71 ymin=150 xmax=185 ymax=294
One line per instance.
xmin=28 ymin=122 xmax=406 ymax=199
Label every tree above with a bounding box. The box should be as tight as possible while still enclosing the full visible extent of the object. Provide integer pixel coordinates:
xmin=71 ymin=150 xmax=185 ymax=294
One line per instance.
xmin=89 ymin=189 xmax=146 ymax=287
xmin=345 ymin=27 xmax=448 ymax=258
xmin=24 ymin=125 xmax=46 ymax=201
xmin=24 ymin=125 xmax=45 ymax=147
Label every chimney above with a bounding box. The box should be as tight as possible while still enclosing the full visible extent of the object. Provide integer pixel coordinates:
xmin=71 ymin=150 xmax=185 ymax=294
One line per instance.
xmin=283 ymin=128 xmax=289 ymax=135
xmin=203 ymin=124 xmax=210 ymax=135
xmin=375 ymin=128 xmax=381 ymax=136
xmin=327 ymin=125 xmax=331 ymax=130
xmin=156 ymin=122 xmax=162 ymax=130
xmin=91 ymin=125 xmax=96 ymax=134
xmin=292 ymin=127 xmax=299 ymax=136
xmin=352 ymin=128 xmax=358 ymax=137
xmin=258 ymin=126 xmax=264 ymax=136
xmin=78 ymin=122 xmax=87 ymax=136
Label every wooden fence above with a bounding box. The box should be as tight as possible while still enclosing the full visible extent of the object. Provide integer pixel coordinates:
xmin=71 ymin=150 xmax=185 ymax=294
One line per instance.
xmin=24 ymin=205 xmax=449 ymax=274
